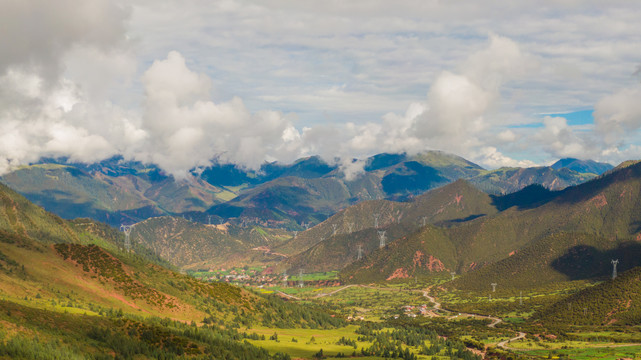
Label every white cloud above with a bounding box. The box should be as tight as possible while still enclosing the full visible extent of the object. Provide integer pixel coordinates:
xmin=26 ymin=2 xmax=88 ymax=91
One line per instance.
xmin=594 ymin=86 xmax=641 ymax=145
xmin=474 ymin=147 xmax=537 ymax=168
xmin=2 ymin=0 xmax=641 ymax=178
xmin=136 ymin=51 xmax=297 ymax=177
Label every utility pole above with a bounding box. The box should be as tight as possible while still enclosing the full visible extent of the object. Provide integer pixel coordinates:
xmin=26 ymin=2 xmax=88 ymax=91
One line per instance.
xmin=298 ymin=269 xmax=304 ymax=288
xmin=120 ymin=224 xmax=134 ymax=252
xmin=378 ymin=230 xmax=386 ymax=248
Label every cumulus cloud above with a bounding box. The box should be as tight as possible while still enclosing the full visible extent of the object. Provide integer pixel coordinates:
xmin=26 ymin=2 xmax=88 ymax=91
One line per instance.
xmin=3 ymin=0 xmax=639 ymax=181
xmin=593 ymin=86 xmax=641 ymax=145
xmin=473 ymin=147 xmax=536 ymax=168
xmin=0 ymin=0 xmax=129 ymax=83
xmin=534 ymin=116 xmax=594 ymax=159
xmin=136 ymin=51 xmax=297 ymax=178
xmin=313 ymin=34 xmax=539 ymax=172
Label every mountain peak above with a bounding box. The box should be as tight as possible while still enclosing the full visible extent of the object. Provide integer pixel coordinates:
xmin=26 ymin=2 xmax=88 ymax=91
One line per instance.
xmin=550 ymin=158 xmax=613 ymax=175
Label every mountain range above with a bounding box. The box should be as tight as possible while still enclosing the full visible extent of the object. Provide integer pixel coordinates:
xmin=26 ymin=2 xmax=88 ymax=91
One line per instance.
xmin=0 ymin=152 xmax=611 ymax=230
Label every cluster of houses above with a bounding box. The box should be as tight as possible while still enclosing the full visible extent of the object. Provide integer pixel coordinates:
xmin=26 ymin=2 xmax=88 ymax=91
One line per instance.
xmin=402 ymin=304 xmax=430 ymax=317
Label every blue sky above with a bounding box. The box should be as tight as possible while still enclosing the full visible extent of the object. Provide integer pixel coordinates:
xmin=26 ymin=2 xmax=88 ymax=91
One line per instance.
xmin=1 ymin=1 xmax=641 ymax=176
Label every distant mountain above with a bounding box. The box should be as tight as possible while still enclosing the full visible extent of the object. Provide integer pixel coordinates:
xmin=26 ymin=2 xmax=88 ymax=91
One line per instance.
xmin=551 ymin=157 xmax=613 ymax=175
xmin=1 ymin=151 xmax=604 ymax=230
xmin=468 ymin=166 xmax=595 ymax=195
xmin=0 ymin=158 xmax=233 ymax=226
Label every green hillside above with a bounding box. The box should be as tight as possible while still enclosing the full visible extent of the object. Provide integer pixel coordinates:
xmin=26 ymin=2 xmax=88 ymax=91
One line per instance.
xmin=341 ymin=161 xmax=641 ymax=284
xmin=131 ymin=216 xmax=291 ymax=270
xmin=536 ymin=266 xmax=641 ymax=326
xmin=281 ymin=179 xmax=498 ymax=273
xmin=341 ymin=225 xmax=456 ymax=283
xmin=449 ymin=232 xmax=641 ymax=290
xmin=0 ymin=174 xmax=346 ymax=359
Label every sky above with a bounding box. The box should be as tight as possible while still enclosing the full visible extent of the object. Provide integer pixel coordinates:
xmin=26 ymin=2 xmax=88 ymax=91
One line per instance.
xmin=1 ymin=0 xmax=641 ymax=178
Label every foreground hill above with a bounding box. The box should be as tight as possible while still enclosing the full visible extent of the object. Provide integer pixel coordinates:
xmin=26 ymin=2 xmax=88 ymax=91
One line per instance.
xmin=341 ymin=161 xmax=641 ymax=285
xmin=536 ymin=266 xmax=641 ymax=326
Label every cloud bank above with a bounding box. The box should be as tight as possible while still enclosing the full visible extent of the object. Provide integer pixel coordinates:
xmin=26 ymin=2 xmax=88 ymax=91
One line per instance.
xmin=1 ymin=0 xmax=640 ymax=179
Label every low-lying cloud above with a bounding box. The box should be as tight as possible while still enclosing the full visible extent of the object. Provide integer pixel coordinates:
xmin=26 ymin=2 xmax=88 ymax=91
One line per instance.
xmin=1 ymin=1 xmax=640 ymax=179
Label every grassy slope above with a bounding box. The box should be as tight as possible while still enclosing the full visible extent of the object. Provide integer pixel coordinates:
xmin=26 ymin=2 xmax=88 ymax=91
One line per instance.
xmin=282 ymin=180 xmax=498 ymax=273
xmin=342 ymin=162 xmax=641 ymax=284
xmin=131 ymin=216 xmax=291 ymax=270
xmin=0 ymin=180 xmax=349 ymax=359
xmin=536 ymin=266 xmax=641 ymax=326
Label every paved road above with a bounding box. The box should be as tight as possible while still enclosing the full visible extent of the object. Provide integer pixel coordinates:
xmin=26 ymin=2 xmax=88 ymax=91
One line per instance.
xmin=497 ymin=332 xmax=526 ymax=349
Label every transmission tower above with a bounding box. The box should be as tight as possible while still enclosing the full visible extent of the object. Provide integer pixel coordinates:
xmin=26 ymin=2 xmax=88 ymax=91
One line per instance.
xmin=450 ymin=271 xmax=456 ymax=281
xmin=347 ymin=222 xmax=354 ymax=233
xmin=357 ymin=245 xmax=363 ymax=260
xmin=612 ymin=259 xmax=619 ymax=280
xmin=519 ymin=291 xmax=523 ymax=306
xmin=207 ymin=215 xmax=212 ymax=225
xmin=422 ymin=216 xmax=427 ymax=227
xmin=373 ymin=213 xmax=380 ymax=228
xmin=378 ymin=230 xmax=386 ymax=248
xmin=332 ymin=224 xmax=338 ymax=236
xmin=491 ymin=283 xmax=497 ymax=292
xmin=303 ymin=222 xmax=310 ymax=230
xmin=282 ymin=271 xmax=288 ymax=288
xmin=298 ymin=269 xmax=304 ymax=288
xmin=583 ymin=307 xmax=588 ymax=316
xmin=120 ymin=224 xmax=134 ymax=252
xmin=293 ymin=231 xmax=298 ymax=239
